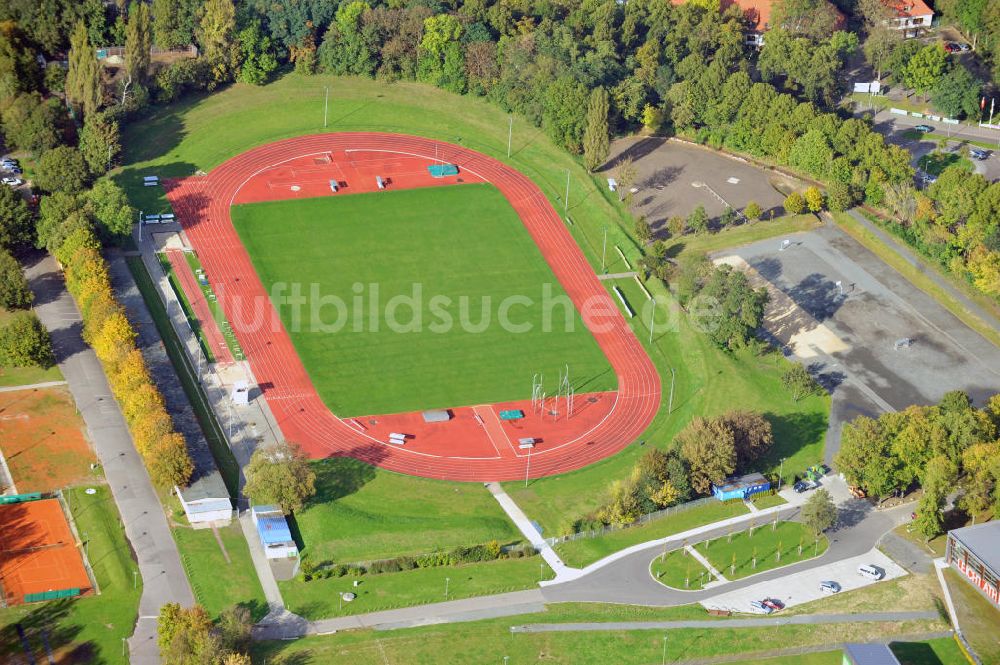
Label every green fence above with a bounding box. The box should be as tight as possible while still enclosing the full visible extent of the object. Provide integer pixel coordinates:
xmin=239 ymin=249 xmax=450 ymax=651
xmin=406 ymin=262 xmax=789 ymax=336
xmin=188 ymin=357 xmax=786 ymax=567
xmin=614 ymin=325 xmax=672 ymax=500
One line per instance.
xmin=0 ymin=492 xmax=43 ymax=505
xmin=24 ymin=588 xmax=80 ymax=603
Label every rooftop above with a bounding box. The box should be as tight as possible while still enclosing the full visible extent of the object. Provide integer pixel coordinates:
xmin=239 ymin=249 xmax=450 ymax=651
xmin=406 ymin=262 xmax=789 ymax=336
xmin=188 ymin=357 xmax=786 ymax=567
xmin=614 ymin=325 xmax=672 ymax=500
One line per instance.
xmin=950 ymin=520 xmax=1000 ymax=573
xmin=844 ymin=643 xmax=901 ymax=665
xmin=714 ymin=472 xmax=769 ymax=493
xmin=670 ymin=0 xmax=844 ymax=33
xmin=884 ymin=0 xmax=933 ymax=18
xmin=256 ymin=513 xmax=294 ymax=546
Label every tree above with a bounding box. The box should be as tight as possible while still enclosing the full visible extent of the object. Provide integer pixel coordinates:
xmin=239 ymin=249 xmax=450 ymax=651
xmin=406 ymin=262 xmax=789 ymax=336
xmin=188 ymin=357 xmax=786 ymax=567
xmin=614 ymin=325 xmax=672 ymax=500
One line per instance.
xmin=634 ymin=216 xmax=652 ymax=244
xmin=236 ymin=19 xmax=278 ymax=85
xmin=913 ymin=489 xmax=945 ymax=539
xmin=125 ymin=2 xmax=152 ymax=85
xmin=835 ymin=415 xmax=903 ymax=500
xmin=88 ymin=179 xmax=135 ymax=239
xmin=801 ymin=488 xmax=837 ymax=534
xmin=34 ymin=147 xmax=90 ymax=194
xmin=857 ymin=0 xmax=900 ymax=80
xmin=789 ymin=130 xmax=833 ymax=178
xmin=217 ymin=605 xmax=252 ymax=654
xmin=744 ymin=201 xmax=762 ymax=222
xmin=772 ymin=0 xmax=842 ymax=39
xmin=0 ymin=250 xmax=32 ymax=309
xmin=698 ymin=265 xmax=769 ymax=351
xmin=148 ymin=431 xmax=194 ymax=488
xmin=614 ymin=156 xmax=637 ymax=202
xmin=722 ymin=411 xmax=773 ymax=470
xmin=678 ymin=417 xmax=737 ymax=494
xmin=667 ymin=216 xmax=686 ymax=237
xmin=583 ymin=87 xmax=610 ymax=172
xmin=902 ymin=44 xmax=947 ymax=95
xmin=687 ymin=205 xmax=709 ymax=234
xmin=782 ymin=364 xmax=821 ymax=401
xmin=0 ymin=312 xmax=54 ymax=368
xmin=0 ymin=185 xmax=33 ymax=250
xmin=0 ymin=93 xmax=59 ymax=154
xmin=827 ymin=181 xmax=855 ymax=211
xmin=79 ymin=110 xmax=121 ymax=175
xmin=66 ymin=21 xmax=103 ymax=116
xmin=158 ymin=603 xmax=217 ymax=664
xmin=198 ymin=0 xmax=237 ymax=84
xmin=784 ymin=191 xmax=806 ymax=215
xmin=932 ymin=65 xmax=982 ymax=120
xmin=804 ymin=186 xmax=825 ymax=213
xmin=243 ymin=441 xmax=317 ymax=513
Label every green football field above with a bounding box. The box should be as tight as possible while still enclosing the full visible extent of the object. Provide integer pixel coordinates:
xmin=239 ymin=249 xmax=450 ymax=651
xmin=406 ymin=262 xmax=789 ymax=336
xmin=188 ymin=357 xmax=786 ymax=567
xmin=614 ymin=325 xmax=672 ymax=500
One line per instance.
xmin=231 ymin=183 xmax=615 ymax=417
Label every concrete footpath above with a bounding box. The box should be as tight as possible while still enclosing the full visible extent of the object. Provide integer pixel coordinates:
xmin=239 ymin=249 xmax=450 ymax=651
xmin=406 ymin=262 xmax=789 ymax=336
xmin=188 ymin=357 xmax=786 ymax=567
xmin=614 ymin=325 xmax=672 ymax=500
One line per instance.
xmin=26 ymin=253 xmax=194 ymax=665
xmin=510 ymin=610 xmax=939 ymax=632
xmin=486 ymin=482 xmax=580 ymax=582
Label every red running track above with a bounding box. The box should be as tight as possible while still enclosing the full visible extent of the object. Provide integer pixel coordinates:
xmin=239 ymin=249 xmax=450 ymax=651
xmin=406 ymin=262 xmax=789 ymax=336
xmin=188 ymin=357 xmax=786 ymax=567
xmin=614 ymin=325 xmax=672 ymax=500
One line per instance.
xmin=165 ymin=133 xmax=660 ymax=481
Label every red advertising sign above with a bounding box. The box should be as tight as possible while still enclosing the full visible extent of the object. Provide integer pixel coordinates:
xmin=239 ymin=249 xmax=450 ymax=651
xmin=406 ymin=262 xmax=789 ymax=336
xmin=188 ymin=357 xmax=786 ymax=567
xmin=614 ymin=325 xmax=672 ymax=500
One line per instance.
xmin=955 ymin=557 xmax=1000 ymax=605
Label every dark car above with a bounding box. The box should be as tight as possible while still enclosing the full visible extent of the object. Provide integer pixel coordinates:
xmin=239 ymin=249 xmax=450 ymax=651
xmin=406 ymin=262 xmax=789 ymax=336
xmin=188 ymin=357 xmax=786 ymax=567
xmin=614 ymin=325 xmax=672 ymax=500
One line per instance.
xmin=970 ymin=148 xmax=989 ymax=160
xmin=944 ymin=42 xmax=960 ymax=53
xmin=762 ymin=598 xmax=785 ymax=611
xmin=914 ymin=124 xmax=934 ymax=133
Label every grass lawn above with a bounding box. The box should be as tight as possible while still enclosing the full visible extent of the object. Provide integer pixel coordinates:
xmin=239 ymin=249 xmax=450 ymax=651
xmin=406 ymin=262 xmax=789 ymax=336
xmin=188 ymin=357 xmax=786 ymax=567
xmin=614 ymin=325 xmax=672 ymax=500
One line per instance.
xmin=118 ymin=73 xmax=829 ymax=532
xmin=279 ymin=555 xmax=552 ymax=619
xmin=172 ymin=522 xmax=268 ymax=621
xmin=944 ymin=568 xmax=1000 ymax=663
xmin=786 ymin=572 xmax=943 ymax=616
xmin=892 ymin=637 xmax=970 ymax=665
xmin=231 ymin=184 xmax=614 ymax=416
xmin=750 ymin=492 xmax=787 ymax=510
xmin=0 ymin=485 xmax=140 ymax=665
xmin=651 ymin=547 xmax=714 ymax=590
xmin=916 ymin=152 xmax=973 ymax=176
xmin=125 ymin=256 xmax=239 ymax=496
xmin=554 ymin=499 xmax=748 ymax=569
xmin=157 ymin=253 xmax=217 ymax=363
xmin=293 ymin=458 xmax=522 ymax=563
xmin=663 ymin=214 xmax=822 ymax=259
xmin=251 ymin=608 xmax=945 ymax=664
xmin=0 ymin=308 xmax=63 ymax=388
xmin=831 ymin=212 xmax=1000 ymax=351
xmin=695 ymin=520 xmax=828 ymax=581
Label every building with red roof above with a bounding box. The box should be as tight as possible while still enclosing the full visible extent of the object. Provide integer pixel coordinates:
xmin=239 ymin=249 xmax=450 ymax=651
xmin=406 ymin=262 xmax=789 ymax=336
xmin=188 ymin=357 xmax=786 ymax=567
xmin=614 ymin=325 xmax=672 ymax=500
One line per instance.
xmin=670 ymin=0 xmax=845 ymax=46
xmin=882 ymin=0 xmax=934 ymax=38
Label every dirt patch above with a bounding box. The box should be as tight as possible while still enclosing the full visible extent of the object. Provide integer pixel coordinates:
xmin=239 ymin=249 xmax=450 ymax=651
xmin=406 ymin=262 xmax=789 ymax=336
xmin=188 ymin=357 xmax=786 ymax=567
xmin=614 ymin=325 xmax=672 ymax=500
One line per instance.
xmin=0 ymin=388 xmax=96 ymax=493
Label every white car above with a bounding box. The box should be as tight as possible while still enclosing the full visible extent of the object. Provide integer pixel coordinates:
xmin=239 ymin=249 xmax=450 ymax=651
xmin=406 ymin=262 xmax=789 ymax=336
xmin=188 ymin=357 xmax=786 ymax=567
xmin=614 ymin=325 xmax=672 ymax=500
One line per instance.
xmin=1 ymin=177 xmax=22 ymax=186
xmin=857 ymin=564 xmax=884 ymax=580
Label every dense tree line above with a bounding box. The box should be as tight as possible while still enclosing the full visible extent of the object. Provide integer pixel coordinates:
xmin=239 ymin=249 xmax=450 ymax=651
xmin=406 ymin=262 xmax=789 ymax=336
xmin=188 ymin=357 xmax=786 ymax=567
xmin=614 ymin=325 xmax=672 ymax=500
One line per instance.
xmin=835 ymin=391 xmax=1000 ymax=538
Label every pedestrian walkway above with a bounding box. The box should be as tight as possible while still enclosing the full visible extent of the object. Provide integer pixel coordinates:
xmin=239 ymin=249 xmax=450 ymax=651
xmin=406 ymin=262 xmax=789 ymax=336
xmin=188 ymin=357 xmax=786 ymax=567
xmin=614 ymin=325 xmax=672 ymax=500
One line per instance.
xmin=239 ymin=509 xmax=287 ymax=617
xmin=485 ymin=482 xmax=582 ymax=582
xmin=0 ymin=380 xmax=67 ymax=393
xmin=743 ymin=499 xmax=759 ymax=513
xmin=685 ymin=545 xmax=728 ymax=585
xmin=510 ymin=610 xmax=939 ymax=632
xmin=597 ymin=271 xmax=639 ymax=281
xmin=26 ymin=253 xmax=194 ymax=665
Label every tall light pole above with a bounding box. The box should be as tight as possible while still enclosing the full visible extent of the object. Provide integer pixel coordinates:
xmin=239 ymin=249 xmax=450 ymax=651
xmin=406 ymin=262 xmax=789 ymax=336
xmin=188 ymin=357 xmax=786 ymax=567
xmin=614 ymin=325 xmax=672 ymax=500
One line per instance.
xmin=445 ymin=577 xmax=450 ymax=598
xmin=648 ymin=299 xmax=656 ymax=344
xmin=668 ymin=367 xmax=675 ymax=414
xmin=662 ymin=635 xmax=668 ymax=665
xmin=601 ymin=227 xmax=607 ymax=273
xmin=524 ymin=446 xmax=532 ymax=488
xmin=778 ymin=457 xmax=786 ymax=489
xmin=507 ymin=115 xmax=513 ymax=158
xmin=324 ymin=86 xmax=329 ymax=128
xmin=564 ymin=169 xmax=570 ymax=213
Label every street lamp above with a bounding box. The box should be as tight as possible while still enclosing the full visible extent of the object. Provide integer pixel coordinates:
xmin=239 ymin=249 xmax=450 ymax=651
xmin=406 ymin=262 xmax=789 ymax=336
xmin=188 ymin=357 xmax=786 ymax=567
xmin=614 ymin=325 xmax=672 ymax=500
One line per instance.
xmin=445 ymin=577 xmax=450 ymax=598
xmin=662 ymin=635 xmax=668 ymax=664
xmin=778 ymin=458 xmax=786 ymax=490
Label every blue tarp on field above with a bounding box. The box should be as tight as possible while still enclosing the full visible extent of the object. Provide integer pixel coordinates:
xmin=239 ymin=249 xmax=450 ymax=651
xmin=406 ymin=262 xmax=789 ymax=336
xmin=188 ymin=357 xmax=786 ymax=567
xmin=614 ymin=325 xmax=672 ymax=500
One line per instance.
xmin=428 ymin=164 xmax=459 ymax=177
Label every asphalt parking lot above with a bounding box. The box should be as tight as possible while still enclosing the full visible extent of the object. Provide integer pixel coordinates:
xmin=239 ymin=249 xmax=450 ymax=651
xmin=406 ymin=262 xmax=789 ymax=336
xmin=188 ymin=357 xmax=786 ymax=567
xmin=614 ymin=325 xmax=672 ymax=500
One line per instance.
xmin=700 ymin=549 xmax=907 ymax=613
xmin=715 ymin=221 xmax=1000 ymax=460
xmin=875 ymin=117 xmax=1000 ymax=184
xmin=605 ymin=138 xmax=795 ymax=233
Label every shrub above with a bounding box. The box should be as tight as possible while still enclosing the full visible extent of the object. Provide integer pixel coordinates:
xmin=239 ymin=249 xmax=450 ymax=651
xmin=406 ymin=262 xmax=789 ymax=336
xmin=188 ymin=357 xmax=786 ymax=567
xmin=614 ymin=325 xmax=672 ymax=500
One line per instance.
xmin=784 ymin=191 xmax=806 ymax=215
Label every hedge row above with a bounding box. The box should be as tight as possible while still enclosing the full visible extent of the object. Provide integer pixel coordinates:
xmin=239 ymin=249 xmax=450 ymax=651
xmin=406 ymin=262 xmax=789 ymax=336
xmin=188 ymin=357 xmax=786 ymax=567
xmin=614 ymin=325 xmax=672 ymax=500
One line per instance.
xmin=300 ymin=540 xmax=537 ymax=581
xmin=57 ymin=226 xmax=193 ymax=488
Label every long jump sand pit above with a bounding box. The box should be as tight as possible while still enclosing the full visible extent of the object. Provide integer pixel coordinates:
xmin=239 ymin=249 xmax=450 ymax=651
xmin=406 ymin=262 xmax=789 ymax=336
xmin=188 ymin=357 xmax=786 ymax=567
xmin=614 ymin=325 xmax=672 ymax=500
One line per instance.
xmin=0 ymin=498 xmax=92 ymax=606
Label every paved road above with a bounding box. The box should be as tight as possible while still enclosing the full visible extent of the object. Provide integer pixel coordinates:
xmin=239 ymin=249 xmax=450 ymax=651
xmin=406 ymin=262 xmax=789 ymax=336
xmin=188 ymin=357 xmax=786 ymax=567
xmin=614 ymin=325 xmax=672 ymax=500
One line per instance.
xmin=510 ymin=610 xmax=939 ymax=632
xmin=26 ymin=252 xmax=194 ymax=664
xmin=542 ymin=500 xmax=910 ymax=606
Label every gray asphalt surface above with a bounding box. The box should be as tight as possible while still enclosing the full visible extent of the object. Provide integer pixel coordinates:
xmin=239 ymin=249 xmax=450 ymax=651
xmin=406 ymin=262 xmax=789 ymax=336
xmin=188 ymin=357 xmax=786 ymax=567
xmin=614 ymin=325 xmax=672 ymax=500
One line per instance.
xmin=542 ymin=500 xmax=908 ymax=606
xmin=605 ymin=138 xmax=793 ymax=232
xmin=717 ymin=218 xmax=1000 ymax=463
xmin=510 ymin=610 xmax=939 ymax=632
xmin=26 ymin=252 xmax=194 ymax=665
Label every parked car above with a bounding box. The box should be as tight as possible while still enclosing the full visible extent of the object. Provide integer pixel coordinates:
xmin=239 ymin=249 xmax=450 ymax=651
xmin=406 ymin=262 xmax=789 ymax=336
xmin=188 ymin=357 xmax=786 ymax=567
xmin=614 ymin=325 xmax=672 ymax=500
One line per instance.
xmin=957 ymin=42 xmax=971 ymax=51
xmin=944 ymin=42 xmax=960 ymax=53
xmin=914 ymin=124 xmax=934 ymax=133
xmin=793 ymin=480 xmax=817 ymax=493
xmin=820 ymin=580 xmax=841 ymax=594
xmin=4 ymin=166 xmax=22 ymax=174
xmin=849 ymin=486 xmax=867 ymax=499
xmin=749 ymin=600 xmax=773 ymax=614
xmin=1 ymin=177 xmax=23 ymax=186
xmin=857 ymin=564 xmax=884 ymax=580
xmin=970 ymin=148 xmax=989 ymax=160
xmin=762 ymin=598 xmax=785 ymax=611
xmin=921 ymin=173 xmax=938 ymax=185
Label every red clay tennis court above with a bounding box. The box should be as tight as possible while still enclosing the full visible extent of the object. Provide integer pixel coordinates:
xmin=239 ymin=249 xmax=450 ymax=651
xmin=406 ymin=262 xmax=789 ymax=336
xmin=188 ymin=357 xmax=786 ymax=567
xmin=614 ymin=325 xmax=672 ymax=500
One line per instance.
xmin=0 ymin=498 xmax=91 ymax=606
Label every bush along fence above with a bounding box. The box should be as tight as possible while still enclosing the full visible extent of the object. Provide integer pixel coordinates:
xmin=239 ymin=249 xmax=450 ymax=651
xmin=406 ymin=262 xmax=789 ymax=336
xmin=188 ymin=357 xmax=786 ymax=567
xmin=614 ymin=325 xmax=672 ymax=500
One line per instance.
xmin=544 ymin=496 xmax=719 ymax=547
xmin=56 ymin=226 xmax=194 ymax=489
xmin=299 ymin=540 xmax=539 ymax=582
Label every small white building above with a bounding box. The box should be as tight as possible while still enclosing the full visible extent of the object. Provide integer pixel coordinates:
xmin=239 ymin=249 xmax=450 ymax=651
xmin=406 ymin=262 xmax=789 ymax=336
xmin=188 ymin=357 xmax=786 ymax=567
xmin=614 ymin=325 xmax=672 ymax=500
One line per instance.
xmin=251 ymin=505 xmax=299 ymax=560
